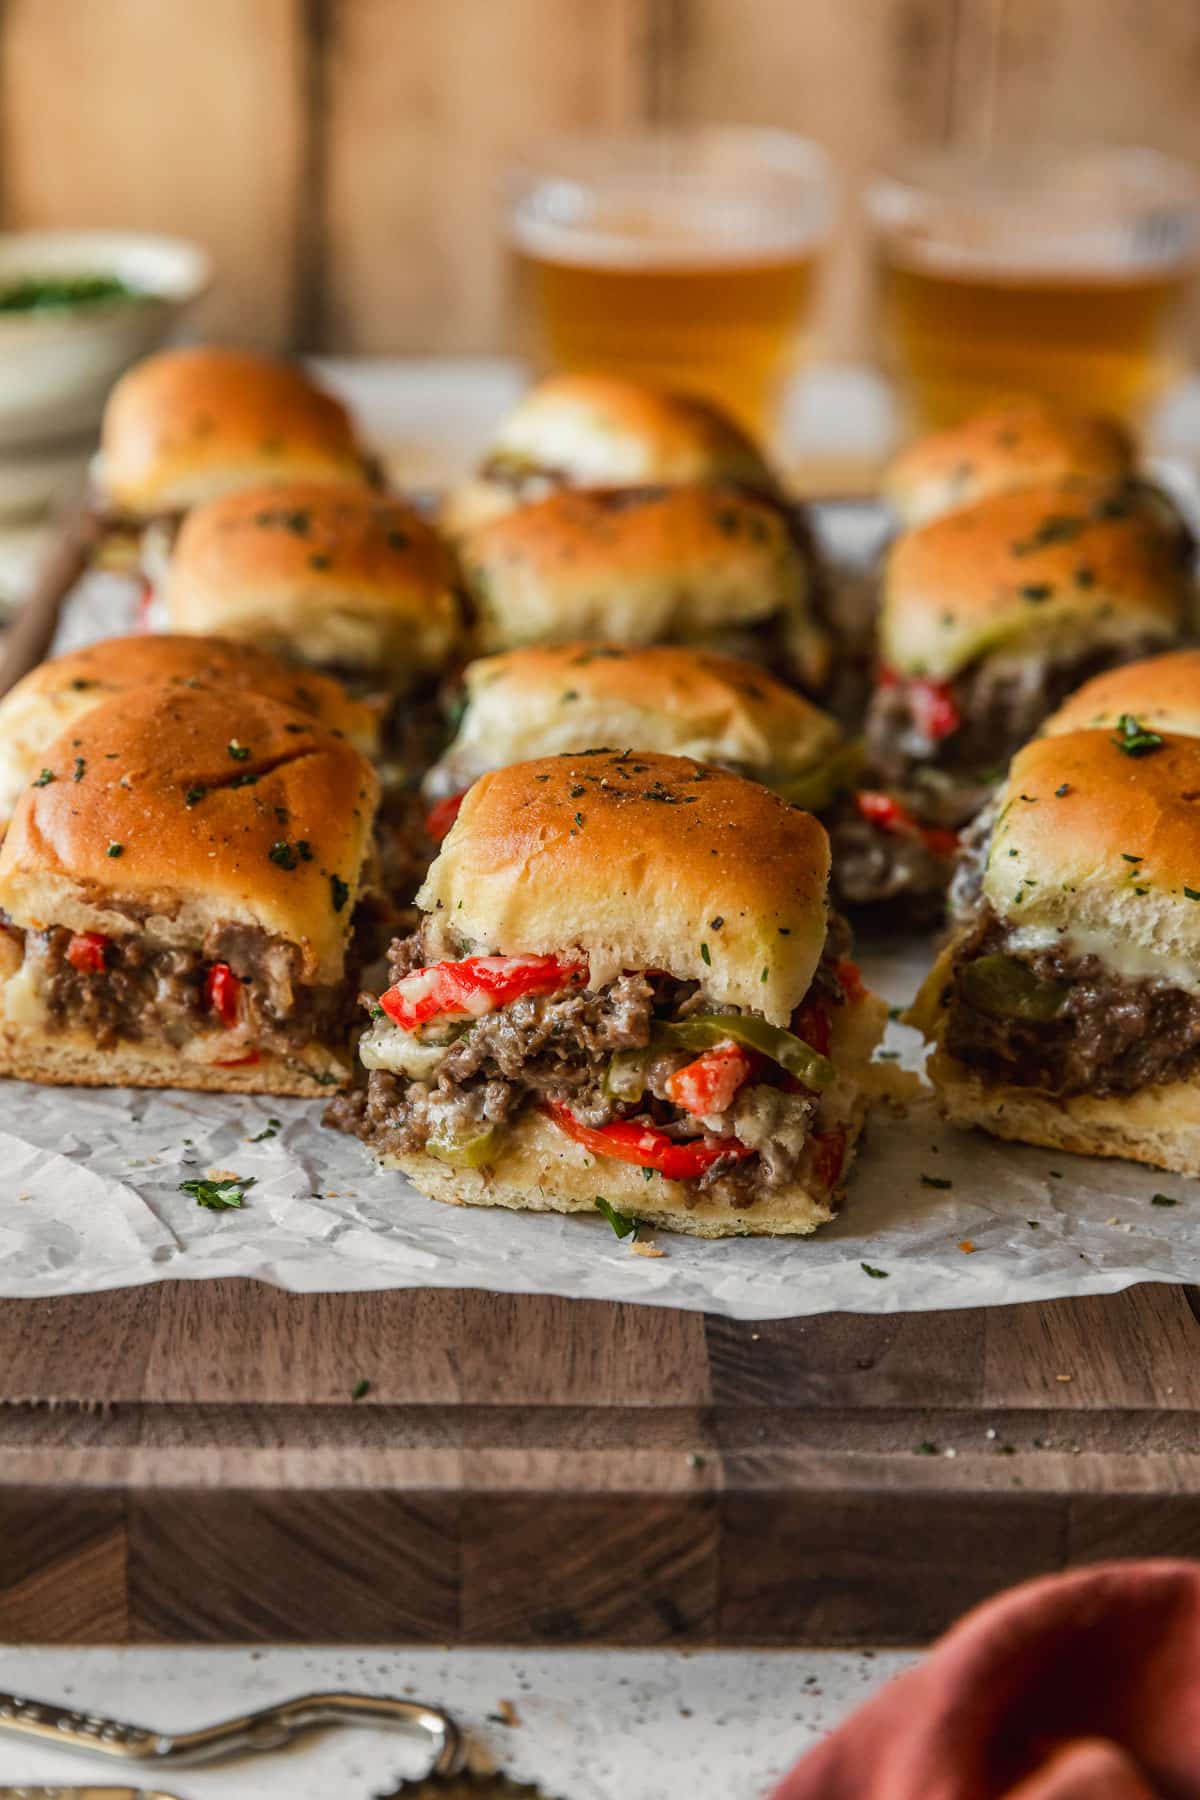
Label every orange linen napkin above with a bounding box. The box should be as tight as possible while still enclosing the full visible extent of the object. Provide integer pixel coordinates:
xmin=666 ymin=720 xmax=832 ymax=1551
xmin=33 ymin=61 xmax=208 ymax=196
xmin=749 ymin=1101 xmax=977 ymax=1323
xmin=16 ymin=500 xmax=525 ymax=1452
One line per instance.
xmin=770 ymin=1561 xmax=1200 ymax=1799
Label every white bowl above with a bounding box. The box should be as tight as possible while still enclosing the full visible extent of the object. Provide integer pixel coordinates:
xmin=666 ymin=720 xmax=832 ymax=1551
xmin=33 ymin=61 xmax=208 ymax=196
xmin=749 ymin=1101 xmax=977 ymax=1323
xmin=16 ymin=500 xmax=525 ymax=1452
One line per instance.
xmin=0 ymin=229 xmax=211 ymax=451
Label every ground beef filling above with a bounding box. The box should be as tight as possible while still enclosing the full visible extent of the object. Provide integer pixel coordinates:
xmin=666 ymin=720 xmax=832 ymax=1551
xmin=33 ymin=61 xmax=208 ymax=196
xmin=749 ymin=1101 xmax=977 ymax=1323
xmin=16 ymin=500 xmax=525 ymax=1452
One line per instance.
xmin=864 ymin=636 xmax=1167 ymax=826
xmin=943 ymin=907 xmax=1200 ymax=1096
xmin=9 ymin=918 xmax=355 ymax=1055
xmin=328 ymin=918 xmax=855 ymax=1207
xmin=826 ymin=797 xmax=952 ymax=920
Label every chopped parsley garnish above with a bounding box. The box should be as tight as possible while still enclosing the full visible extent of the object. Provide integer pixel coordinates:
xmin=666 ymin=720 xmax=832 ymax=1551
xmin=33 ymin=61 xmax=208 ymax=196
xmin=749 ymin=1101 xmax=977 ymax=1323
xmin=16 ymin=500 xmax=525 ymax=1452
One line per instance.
xmin=710 ymin=916 xmax=724 ymax=930
xmin=920 ymin=1174 xmax=952 ymax=1189
xmin=1121 ymin=853 xmax=1143 ymax=863
xmin=1020 ymin=583 xmax=1052 ymax=602
xmin=386 ymin=529 xmax=409 ymax=551
xmin=1112 ymin=714 xmax=1164 ymax=757
xmin=329 ymin=874 xmax=350 ymax=913
xmin=72 ymin=756 xmax=86 ymax=782
xmin=181 ymin=1174 xmax=255 ymax=1211
xmin=569 ymin=785 xmax=585 ymax=799
xmin=699 ymin=942 xmax=711 ymax=966
xmin=106 ymin=841 xmax=123 ymax=858
xmin=268 ymin=840 xmax=299 ymax=870
xmin=1055 ymin=783 xmax=1070 ymax=797
xmin=914 ymin=1441 xmax=938 ymax=1455
xmin=596 ymin=1197 xmax=638 ymax=1239
xmin=309 ymin=553 xmax=331 ymax=571
xmin=33 ymin=768 xmax=55 ymax=787
xmin=1152 ymin=1193 xmax=1179 ymax=1207
xmin=185 ymin=785 xmax=206 ymax=807
xmin=250 ymin=1118 xmax=281 ymax=1142
xmin=861 ymin=1262 xmax=889 ymax=1279
xmin=351 ymin=1377 xmax=371 ymax=1400
xmin=1186 ymin=887 xmax=1200 ymax=901
xmin=227 ymin=739 xmax=251 ymax=761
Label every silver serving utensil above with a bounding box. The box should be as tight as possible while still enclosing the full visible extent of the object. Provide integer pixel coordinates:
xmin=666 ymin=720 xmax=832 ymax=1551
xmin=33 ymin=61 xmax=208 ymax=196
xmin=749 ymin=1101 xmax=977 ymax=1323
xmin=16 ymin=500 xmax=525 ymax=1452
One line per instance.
xmin=0 ymin=1790 xmax=184 ymax=1799
xmin=0 ymin=1692 xmax=464 ymax=1776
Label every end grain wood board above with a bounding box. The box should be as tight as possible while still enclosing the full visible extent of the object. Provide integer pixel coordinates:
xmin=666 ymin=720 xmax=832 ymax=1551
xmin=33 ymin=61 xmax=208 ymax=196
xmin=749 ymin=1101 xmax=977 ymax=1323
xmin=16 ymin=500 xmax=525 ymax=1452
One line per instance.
xmin=2 ymin=1282 xmax=1200 ymax=1646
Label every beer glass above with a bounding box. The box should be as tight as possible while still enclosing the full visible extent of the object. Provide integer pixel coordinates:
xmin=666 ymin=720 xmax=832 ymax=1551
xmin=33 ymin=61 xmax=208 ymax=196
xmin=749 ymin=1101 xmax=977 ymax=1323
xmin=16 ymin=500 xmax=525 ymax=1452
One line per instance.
xmin=506 ymin=126 xmax=834 ymax=437
xmin=868 ymin=145 xmax=1200 ymax=431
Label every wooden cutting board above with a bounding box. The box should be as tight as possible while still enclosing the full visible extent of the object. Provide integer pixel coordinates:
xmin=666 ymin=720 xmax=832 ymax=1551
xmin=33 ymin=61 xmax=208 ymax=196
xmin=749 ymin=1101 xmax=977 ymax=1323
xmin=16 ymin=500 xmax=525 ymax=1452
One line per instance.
xmin=2 ymin=1280 xmax=1199 ymax=1647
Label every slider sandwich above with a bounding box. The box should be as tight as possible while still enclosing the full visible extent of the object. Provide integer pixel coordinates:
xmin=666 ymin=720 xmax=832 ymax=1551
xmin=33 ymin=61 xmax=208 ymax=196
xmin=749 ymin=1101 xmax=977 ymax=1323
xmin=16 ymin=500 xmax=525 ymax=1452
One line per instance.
xmin=442 ymin=371 xmax=777 ymax=537
xmin=0 ymin=683 xmax=379 ymax=1095
xmin=910 ymin=725 xmax=1200 ymax=1174
xmin=422 ymin=641 xmax=854 ymax=830
xmin=1041 ymin=647 xmax=1200 ymax=742
xmin=165 ymin=480 xmax=465 ymax=902
xmin=330 ymin=752 xmax=887 ymax=1237
xmin=93 ymin=345 xmax=372 ymax=579
xmin=0 ymin=633 xmax=380 ymax=837
xmin=459 ymin=483 xmax=830 ymax=690
xmin=883 ymin=400 xmax=1137 ymax=530
xmin=865 ymin=478 xmax=1194 ymax=835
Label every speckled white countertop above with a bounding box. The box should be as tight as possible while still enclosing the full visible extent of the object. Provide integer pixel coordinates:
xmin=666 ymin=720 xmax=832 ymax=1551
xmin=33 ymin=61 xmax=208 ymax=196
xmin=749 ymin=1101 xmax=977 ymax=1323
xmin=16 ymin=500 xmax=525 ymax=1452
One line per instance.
xmin=0 ymin=1646 xmax=916 ymax=1797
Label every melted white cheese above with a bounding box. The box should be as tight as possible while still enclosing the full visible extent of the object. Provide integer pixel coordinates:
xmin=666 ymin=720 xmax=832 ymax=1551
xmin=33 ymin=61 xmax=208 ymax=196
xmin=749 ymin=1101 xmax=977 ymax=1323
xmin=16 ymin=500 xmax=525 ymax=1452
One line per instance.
xmin=1005 ymin=923 xmax=1200 ymax=994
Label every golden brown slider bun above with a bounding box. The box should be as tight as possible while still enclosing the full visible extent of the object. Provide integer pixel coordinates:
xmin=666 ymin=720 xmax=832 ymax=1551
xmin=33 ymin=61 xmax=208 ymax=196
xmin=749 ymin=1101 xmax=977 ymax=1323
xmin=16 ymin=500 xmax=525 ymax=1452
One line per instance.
xmin=0 ymin=633 xmax=380 ymax=832
xmin=910 ymin=727 xmax=1200 ymax=1173
xmin=443 ymin=371 xmax=776 ymax=535
xmin=380 ymin=985 xmax=884 ymax=1238
xmin=974 ymin=729 xmax=1200 ymax=976
xmin=0 ymin=684 xmax=379 ymax=986
xmin=884 ymin=400 xmax=1136 ymax=529
xmin=460 ymin=484 xmax=826 ymax=682
xmin=164 ymin=482 xmax=462 ymax=683
xmin=881 ymin=480 xmax=1191 ymax=681
xmin=427 ymin=642 xmax=845 ymax=801
xmin=99 ymin=346 xmax=369 ymax=519
xmin=1043 ymin=648 xmax=1200 ymax=741
xmin=418 ymin=751 xmax=832 ymax=1026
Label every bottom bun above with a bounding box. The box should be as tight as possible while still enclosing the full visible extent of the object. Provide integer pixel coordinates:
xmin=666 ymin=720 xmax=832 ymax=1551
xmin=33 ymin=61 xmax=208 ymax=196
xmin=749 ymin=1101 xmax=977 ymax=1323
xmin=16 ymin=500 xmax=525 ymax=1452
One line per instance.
xmin=380 ymin=1093 xmax=874 ymax=1239
xmin=926 ymin=1046 xmax=1200 ymax=1178
xmin=0 ymin=1019 xmax=351 ymax=1098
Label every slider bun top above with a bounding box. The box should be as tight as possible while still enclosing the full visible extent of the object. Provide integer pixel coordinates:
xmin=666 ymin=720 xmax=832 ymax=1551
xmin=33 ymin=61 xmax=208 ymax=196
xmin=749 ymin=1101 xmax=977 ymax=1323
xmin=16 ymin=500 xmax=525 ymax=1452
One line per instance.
xmin=165 ymin=482 xmax=462 ymax=682
xmin=982 ymin=729 xmax=1200 ymax=983
xmin=444 ymin=372 xmax=775 ymax=534
xmin=0 ymin=633 xmax=380 ymax=831
xmin=1043 ymin=649 xmax=1200 ymax=741
xmin=881 ymin=480 xmax=1190 ymax=681
xmin=418 ymin=751 xmax=831 ymax=1026
xmin=0 ymin=685 xmax=379 ymax=982
xmin=431 ymin=642 xmax=843 ymax=796
xmin=99 ymin=346 xmax=368 ymax=518
xmin=884 ymin=401 xmax=1136 ymax=529
xmin=460 ymin=484 xmax=820 ymax=670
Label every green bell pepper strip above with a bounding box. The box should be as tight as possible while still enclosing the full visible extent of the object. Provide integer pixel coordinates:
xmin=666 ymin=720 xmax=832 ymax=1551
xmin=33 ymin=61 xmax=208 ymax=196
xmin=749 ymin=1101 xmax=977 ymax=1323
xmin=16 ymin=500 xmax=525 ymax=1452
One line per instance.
xmin=775 ymin=740 xmax=865 ymax=813
xmin=661 ymin=1014 xmax=834 ymax=1091
xmin=960 ymin=954 xmax=1069 ymax=1023
xmin=425 ymin=1125 xmax=499 ymax=1168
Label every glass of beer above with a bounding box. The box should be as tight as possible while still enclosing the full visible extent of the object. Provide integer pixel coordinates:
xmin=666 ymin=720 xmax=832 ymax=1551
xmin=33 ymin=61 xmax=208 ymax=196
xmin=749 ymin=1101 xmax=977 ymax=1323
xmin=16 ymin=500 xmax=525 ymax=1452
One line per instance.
xmin=506 ymin=126 xmax=833 ymax=437
xmin=868 ymin=145 xmax=1200 ymax=432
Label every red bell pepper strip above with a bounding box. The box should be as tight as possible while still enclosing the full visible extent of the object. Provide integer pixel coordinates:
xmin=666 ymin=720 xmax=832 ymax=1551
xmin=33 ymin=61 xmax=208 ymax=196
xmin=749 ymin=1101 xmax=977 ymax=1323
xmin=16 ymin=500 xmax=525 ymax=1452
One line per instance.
xmin=876 ymin=667 xmax=960 ymax=741
xmin=214 ymin=1049 xmax=261 ymax=1067
xmin=855 ymin=790 xmax=959 ymax=859
xmin=425 ymin=791 xmax=466 ymax=844
xmin=790 ymin=995 xmax=832 ymax=1058
xmin=380 ymin=955 xmax=586 ymax=1031
xmin=810 ymin=1126 xmax=848 ymax=1193
xmin=909 ymin=675 xmax=961 ymax=742
xmin=66 ymin=931 xmax=109 ymax=975
xmin=835 ymin=958 xmax=866 ymax=1003
xmin=204 ymin=962 xmax=241 ymax=1028
xmin=665 ymin=1042 xmax=754 ymax=1118
xmin=544 ymin=1099 xmax=755 ymax=1181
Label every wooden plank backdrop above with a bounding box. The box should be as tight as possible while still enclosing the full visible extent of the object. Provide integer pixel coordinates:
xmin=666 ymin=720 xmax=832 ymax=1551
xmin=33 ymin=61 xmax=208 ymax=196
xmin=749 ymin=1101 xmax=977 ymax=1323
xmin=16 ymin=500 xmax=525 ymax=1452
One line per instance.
xmin=2 ymin=0 xmax=1200 ymax=358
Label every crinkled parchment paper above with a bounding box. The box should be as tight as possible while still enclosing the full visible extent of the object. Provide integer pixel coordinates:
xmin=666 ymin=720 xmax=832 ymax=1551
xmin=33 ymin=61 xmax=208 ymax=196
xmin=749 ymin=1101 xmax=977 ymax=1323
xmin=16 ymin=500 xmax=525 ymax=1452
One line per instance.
xmin=1 ymin=502 xmax=1196 ymax=1318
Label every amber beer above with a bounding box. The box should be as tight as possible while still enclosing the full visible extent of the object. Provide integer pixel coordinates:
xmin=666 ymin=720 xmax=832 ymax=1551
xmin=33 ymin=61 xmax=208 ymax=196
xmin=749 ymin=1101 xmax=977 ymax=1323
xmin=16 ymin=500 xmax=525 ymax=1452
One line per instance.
xmin=878 ymin=252 xmax=1195 ymax=430
xmin=870 ymin=147 xmax=1200 ymax=431
xmin=507 ymin=129 xmax=833 ymax=437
